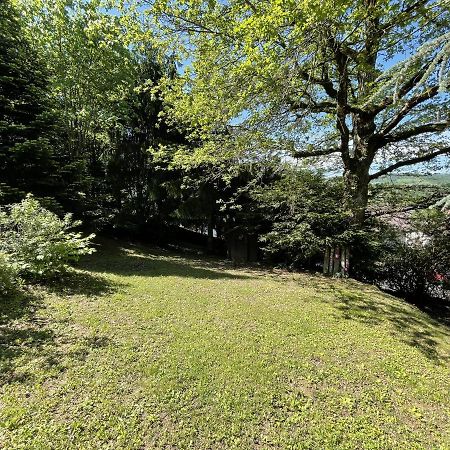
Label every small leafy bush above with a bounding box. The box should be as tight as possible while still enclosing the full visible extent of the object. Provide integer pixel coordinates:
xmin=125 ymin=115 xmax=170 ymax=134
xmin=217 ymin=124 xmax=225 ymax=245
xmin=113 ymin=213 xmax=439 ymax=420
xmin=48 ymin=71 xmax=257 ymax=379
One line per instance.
xmin=0 ymin=194 xmax=95 ymax=280
xmin=376 ymin=243 xmax=433 ymax=298
xmin=0 ymin=251 xmax=18 ymax=296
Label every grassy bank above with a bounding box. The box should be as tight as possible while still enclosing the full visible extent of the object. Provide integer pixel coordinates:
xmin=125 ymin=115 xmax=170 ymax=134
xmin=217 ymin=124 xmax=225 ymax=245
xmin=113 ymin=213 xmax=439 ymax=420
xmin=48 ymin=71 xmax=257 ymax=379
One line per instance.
xmin=1 ymin=239 xmax=449 ymax=449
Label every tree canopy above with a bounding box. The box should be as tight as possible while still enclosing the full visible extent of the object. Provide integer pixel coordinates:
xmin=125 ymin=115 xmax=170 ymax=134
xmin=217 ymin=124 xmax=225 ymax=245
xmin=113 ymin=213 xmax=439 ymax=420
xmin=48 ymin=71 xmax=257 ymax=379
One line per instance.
xmin=1 ymin=0 xmax=449 ymax=285
xmin=145 ymin=0 xmax=450 ymax=222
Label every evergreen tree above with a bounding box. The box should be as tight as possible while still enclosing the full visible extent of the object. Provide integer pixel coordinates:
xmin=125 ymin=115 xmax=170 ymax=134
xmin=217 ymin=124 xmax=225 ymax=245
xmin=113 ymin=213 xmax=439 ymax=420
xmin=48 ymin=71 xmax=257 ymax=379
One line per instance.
xmin=0 ymin=0 xmax=57 ymax=204
xmin=106 ymin=49 xmax=186 ymax=232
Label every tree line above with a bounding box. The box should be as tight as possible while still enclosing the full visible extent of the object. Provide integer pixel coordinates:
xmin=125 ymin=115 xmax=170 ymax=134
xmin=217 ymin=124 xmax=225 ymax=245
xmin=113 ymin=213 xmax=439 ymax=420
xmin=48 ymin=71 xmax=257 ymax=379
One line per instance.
xmin=1 ymin=0 xmax=449 ymax=301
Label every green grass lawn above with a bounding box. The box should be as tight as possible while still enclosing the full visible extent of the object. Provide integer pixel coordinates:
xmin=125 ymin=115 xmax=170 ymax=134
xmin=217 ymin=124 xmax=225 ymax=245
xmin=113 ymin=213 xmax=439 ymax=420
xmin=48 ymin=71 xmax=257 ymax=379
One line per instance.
xmin=1 ymin=239 xmax=449 ymax=449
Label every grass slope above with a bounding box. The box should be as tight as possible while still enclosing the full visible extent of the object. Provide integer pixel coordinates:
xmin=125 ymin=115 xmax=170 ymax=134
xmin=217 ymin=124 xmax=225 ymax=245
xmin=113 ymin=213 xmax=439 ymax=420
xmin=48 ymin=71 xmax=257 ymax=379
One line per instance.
xmin=375 ymin=173 xmax=450 ymax=186
xmin=1 ymin=239 xmax=449 ymax=449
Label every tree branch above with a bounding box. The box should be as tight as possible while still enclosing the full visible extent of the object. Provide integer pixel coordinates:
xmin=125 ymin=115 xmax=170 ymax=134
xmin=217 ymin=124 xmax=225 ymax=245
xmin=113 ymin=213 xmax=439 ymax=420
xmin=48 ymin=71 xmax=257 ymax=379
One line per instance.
xmin=370 ymin=66 xmax=428 ymax=115
xmin=380 ymin=0 xmax=429 ymax=32
xmin=297 ymin=69 xmax=338 ymax=99
xmin=379 ymin=85 xmax=440 ymax=135
xmin=369 ymin=147 xmax=450 ymax=180
xmin=384 ymin=120 xmax=450 ymax=143
xmin=161 ymin=12 xmax=232 ymax=38
xmin=369 ymin=193 xmax=444 ymax=217
xmin=293 ymin=147 xmax=340 ymax=158
xmin=288 ymin=98 xmax=336 ymax=114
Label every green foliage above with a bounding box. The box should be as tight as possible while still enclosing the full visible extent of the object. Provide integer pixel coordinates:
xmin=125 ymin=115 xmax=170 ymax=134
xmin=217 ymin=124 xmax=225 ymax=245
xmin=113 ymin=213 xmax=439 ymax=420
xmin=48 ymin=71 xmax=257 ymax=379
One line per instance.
xmin=19 ymin=0 xmax=138 ymax=148
xmin=411 ymin=209 xmax=450 ymax=280
xmin=0 ymin=251 xmax=18 ymax=296
xmin=352 ymin=209 xmax=450 ymax=298
xmin=147 ymin=0 xmax=450 ymax=224
xmin=0 ymin=195 xmax=95 ymax=280
xmin=149 ymin=0 xmax=449 ymax=149
xmin=106 ymin=48 xmax=185 ymax=231
xmin=376 ymin=210 xmax=450 ymax=298
xmin=252 ymin=170 xmax=352 ymax=267
xmin=0 ymin=0 xmax=58 ymax=204
xmin=11 ymin=1 xmax=189 ymax=229
xmin=14 ymin=0 xmax=143 ymax=222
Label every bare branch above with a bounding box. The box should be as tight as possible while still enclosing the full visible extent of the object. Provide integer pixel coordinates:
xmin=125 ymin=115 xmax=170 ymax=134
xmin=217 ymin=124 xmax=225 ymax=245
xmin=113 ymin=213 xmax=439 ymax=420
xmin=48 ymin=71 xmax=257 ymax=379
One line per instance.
xmin=293 ymin=147 xmax=340 ymax=158
xmin=384 ymin=120 xmax=450 ymax=143
xmin=369 ymin=146 xmax=450 ymax=180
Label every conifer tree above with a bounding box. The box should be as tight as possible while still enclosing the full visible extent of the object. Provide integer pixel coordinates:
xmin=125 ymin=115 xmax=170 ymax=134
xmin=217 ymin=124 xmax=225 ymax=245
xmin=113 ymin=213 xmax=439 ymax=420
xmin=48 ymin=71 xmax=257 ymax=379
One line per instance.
xmin=0 ymin=0 xmax=59 ymax=203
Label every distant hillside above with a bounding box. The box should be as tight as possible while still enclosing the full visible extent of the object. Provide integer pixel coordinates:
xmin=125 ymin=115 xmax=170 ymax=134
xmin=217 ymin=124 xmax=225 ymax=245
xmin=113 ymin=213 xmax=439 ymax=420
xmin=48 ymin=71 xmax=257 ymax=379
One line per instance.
xmin=374 ymin=173 xmax=450 ymax=186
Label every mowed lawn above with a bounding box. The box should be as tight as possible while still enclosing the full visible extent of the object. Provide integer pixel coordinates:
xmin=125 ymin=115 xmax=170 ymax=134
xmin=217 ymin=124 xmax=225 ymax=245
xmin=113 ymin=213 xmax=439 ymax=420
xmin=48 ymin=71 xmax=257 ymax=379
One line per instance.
xmin=1 ymin=240 xmax=449 ymax=449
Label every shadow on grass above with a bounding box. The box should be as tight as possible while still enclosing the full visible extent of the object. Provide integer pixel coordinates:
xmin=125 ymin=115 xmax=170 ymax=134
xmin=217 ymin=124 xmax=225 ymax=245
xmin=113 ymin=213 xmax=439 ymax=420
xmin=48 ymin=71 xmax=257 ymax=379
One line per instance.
xmin=44 ymin=269 xmax=122 ymax=297
xmin=0 ymin=289 xmax=55 ymax=384
xmin=0 ymin=271 xmax=118 ymax=385
xmin=394 ymin=292 xmax=450 ymax=327
xmin=81 ymin=238 xmax=252 ymax=281
xmin=321 ymin=283 xmax=450 ymax=364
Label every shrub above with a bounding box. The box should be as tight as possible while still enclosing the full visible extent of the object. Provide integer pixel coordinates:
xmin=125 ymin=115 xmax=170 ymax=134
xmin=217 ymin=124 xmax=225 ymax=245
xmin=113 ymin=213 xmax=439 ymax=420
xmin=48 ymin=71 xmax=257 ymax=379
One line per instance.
xmin=376 ymin=243 xmax=432 ymax=298
xmin=0 ymin=251 xmax=18 ymax=296
xmin=0 ymin=194 xmax=95 ymax=280
xmin=361 ymin=209 xmax=450 ymax=299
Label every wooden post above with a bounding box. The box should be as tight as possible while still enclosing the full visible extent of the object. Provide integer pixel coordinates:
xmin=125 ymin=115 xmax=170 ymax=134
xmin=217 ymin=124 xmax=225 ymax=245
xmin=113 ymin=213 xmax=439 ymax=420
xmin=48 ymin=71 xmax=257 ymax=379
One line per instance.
xmin=323 ymin=247 xmax=330 ymax=274
xmin=333 ymin=246 xmax=341 ymax=276
xmin=328 ymin=246 xmax=334 ymax=275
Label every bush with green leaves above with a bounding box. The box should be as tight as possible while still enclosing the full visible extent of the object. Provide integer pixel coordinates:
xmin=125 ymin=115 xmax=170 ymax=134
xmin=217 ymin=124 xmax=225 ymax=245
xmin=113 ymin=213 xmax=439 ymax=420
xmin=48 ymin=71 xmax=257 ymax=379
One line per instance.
xmin=0 ymin=251 xmax=18 ymax=296
xmin=364 ymin=209 xmax=450 ymax=299
xmin=0 ymin=195 xmax=95 ymax=280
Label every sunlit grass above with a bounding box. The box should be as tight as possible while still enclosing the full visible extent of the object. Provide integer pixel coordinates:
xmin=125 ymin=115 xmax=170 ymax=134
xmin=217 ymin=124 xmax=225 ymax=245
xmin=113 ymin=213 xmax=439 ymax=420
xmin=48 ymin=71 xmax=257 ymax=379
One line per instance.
xmin=1 ymin=239 xmax=449 ymax=449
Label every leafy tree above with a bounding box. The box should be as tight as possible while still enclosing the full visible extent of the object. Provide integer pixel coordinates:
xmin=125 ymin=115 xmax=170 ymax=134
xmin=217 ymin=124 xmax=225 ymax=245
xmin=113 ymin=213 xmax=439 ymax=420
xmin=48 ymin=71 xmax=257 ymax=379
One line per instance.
xmin=19 ymin=0 xmax=138 ymax=153
xmin=106 ymin=48 xmax=186 ymax=232
xmin=148 ymin=0 xmax=450 ymax=225
xmin=17 ymin=0 xmax=140 ymax=219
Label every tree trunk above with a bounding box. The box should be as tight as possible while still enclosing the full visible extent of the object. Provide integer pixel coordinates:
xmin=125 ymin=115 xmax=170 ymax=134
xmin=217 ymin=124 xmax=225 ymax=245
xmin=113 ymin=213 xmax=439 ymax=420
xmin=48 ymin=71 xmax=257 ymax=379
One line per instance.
xmin=323 ymin=247 xmax=330 ymax=274
xmin=342 ymin=246 xmax=350 ymax=276
xmin=333 ymin=246 xmax=341 ymax=274
xmin=343 ymin=158 xmax=371 ymax=225
xmin=323 ymin=245 xmax=349 ymax=277
xmin=335 ymin=157 xmax=371 ymax=278
xmin=207 ymin=215 xmax=214 ymax=253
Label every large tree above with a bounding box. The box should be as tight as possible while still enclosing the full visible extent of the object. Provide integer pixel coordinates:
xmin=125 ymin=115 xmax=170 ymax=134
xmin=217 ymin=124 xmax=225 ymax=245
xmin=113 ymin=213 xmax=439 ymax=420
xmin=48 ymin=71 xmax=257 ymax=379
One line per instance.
xmin=147 ymin=0 xmax=450 ymax=224
xmin=106 ymin=47 xmax=187 ymax=230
